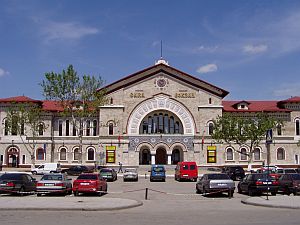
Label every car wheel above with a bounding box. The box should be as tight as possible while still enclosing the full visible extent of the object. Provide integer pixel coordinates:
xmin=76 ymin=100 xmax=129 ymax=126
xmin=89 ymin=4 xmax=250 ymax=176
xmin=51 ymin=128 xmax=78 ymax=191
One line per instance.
xmin=285 ymin=187 xmax=291 ymax=196
xmin=237 ymin=185 xmax=242 ymax=194
xmin=19 ymin=186 xmax=25 ymax=196
xmin=271 ymin=192 xmax=277 ymax=196
xmin=74 ymin=190 xmax=79 ymax=196
xmin=248 ymin=188 xmax=255 ymax=196
xmin=98 ymin=187 xmax=103 ymax=196
xmin=293 ymin=191 xmax=298 ymax=196
xmin=196 ymin=187 xmax=201 ymax=194
xmin=37 ymin=193 xmax=42 ymax=197
xmin=203 ymin=187 xmax=207 ymax=195
xmin=228 ymin=190 xmax=234 ymax=197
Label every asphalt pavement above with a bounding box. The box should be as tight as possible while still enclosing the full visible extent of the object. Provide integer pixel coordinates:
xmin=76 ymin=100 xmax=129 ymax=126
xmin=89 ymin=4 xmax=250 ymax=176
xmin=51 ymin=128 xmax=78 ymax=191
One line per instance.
xmin=242 ymin=195 xmax=300 ymax=209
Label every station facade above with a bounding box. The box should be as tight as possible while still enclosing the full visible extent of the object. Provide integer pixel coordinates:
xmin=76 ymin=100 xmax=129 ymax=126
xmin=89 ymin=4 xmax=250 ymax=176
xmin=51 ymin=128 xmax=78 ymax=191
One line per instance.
xmin=1 ymin=60 xmax=300 ymax=169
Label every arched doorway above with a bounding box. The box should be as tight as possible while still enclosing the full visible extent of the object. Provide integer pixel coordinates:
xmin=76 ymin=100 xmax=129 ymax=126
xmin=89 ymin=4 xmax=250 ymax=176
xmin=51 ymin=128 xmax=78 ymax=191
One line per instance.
xmin=139 ymin=149 xmax=151 ymax=165
xmin=171 ymin=148 xmax=183 ymax=165
xmin=6 ymin=147 xmax=20 ymax=167
xmin=155 ymin=148 xmax=167 ymax=165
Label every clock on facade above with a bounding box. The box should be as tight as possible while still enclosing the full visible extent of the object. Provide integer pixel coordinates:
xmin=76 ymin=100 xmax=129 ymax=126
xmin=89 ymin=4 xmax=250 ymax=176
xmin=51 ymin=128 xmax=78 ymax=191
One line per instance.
xmin=157 ymin=79 xmax=167 ymax=87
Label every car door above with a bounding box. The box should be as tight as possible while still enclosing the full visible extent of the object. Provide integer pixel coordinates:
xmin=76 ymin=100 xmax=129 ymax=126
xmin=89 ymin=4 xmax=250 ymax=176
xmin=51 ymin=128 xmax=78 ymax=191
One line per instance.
xmin=239 ymin=175 xmax=250 ymax=192
xmin=24 ymin=174 xmax=36 ymax=191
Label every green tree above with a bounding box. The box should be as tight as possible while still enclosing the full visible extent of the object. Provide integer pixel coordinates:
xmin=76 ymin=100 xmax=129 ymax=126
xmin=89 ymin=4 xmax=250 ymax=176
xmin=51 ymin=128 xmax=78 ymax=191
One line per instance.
xmin=40 ymin=65 xmax=106 ymax=163
xmin=5 ymin=103 xmax=46 ymax=166
xmin=212 ymin=113 xmax=278 ymax=170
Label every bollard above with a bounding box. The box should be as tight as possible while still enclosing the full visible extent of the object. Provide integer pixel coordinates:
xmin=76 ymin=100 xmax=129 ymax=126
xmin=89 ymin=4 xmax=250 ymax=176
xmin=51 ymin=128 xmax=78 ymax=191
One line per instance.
xmin=228 ymin=190 xmax=232 ymax=199
xmin=145 ymin=173 xmax=147 ymax=179
xmin=145 ymin=187 xmax=148 ymax=200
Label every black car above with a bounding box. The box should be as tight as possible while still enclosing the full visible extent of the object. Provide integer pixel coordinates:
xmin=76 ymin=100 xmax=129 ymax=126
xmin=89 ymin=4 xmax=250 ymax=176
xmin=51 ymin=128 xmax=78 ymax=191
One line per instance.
xmin=222 ymin=166 xmax=245 ymax=181
xmin=0 ymin=173 xmax=36 ymax=195
xmin=278 ymin=173 xmax=300 ymax=195
xmin=62 ymin=165 xmax=94 ymax=176
xmin=237 ymin=173 xmax=279 ymax=196
xmin=99 ymin=168 xmax=117 ymax=181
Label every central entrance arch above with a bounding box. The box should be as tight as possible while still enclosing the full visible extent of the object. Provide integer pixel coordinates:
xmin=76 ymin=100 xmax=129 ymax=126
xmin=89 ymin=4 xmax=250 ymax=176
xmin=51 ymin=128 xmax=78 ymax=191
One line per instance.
xmin=6 ymin=147 xmax=20 ymax=167
xmin=155 ymin=148 xmax=167 ymax=165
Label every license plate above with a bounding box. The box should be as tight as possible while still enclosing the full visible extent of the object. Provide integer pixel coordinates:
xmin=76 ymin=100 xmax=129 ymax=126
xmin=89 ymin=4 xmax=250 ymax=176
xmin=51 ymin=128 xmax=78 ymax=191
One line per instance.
xmin=0 ymin=183 xmax=6 ymax=186
xmin=263 ymin=182 xmax=272 ymax=184
xmin=183 ymin=175 xmax=188 ymax=177
xmin=80 ymin=183 xmax=89 ymax=185
xmin=45 ymin=183 xmax=54 ymax=186
xmin=217 ymin=183 xmax=227 ymax=186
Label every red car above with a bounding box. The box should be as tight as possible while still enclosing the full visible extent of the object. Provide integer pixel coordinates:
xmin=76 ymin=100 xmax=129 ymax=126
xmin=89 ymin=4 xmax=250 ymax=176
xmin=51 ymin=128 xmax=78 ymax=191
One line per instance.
xmin=73 ymin=173 xmax=107 ymax=196
xmin=175 ymin=161 xmax=198 ymax=182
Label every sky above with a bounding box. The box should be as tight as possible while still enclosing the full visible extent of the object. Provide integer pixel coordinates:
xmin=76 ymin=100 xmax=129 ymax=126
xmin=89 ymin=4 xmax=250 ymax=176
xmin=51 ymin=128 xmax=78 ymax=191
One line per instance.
xmin=1 ymin=0 xmax=300 ymax=101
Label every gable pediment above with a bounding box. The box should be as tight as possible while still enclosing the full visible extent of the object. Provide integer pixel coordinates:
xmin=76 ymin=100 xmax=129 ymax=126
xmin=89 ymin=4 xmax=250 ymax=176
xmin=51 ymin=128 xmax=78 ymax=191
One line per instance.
xmin=100 ymin=63 xmax=229 ymax=98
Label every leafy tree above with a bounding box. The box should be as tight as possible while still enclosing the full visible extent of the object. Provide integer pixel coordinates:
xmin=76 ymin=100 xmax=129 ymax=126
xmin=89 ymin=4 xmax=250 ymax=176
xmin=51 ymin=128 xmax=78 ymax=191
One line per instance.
xmin=211 ymin=113 xmax=278 ymax=170
xmin=5 ymin=103 xmax=46 ymax=166
xmin=40 ymin=65 xmax=106 ymax=163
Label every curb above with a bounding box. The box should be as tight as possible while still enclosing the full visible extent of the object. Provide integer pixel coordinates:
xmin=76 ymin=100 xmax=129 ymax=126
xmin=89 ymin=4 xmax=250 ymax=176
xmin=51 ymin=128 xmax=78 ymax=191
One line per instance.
xmin=241 ymin=198 xmax=300 ymax=210
xmin=0 ymin=198 xmax=143 ymax=211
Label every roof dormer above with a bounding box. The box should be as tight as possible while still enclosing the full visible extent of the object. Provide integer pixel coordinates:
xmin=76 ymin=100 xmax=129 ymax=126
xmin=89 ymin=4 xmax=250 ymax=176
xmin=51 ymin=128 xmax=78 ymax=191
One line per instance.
xmin=233 ymin=101 xmax=250 ymax=110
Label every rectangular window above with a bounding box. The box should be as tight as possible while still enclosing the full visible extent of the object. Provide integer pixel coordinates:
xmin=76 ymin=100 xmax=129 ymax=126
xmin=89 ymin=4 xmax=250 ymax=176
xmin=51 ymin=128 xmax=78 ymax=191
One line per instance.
xmin=58 ymin=120 xmax=63 ymax=136
xmin=106 ymin=146 xmax=116 ymax=163
xmin=73 ymin=122 xmax=77 ymax=136
xmin=207 ymin=146 xmax=217 ymax=163
xmin=66 ymin=120 xmax=69 ymax=136
xmin=22 ymin=155 xmax=26 ymax=164
xmin=93 ymin=120 xmax=97 ymax=136
xmin=296 ymin=121 xmax=300 ymax=136
xmin=0 ymin=155 xmax=4 ymax=164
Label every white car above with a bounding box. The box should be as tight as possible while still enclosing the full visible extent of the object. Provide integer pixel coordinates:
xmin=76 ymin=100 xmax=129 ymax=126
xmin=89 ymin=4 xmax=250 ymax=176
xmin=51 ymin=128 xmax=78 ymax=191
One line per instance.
xmin=123 ymin=168 xmax=138 ymax=182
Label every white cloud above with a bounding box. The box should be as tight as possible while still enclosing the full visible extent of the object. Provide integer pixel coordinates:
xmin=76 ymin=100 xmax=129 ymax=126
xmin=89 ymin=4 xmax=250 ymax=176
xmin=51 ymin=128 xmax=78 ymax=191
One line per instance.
xmin=0 ymin=68 xmax=9 ymax=77
xmin=41 ymin=21 xmax=99 ymax=42
xmin=243 ymin=44 xmax=268 ymax=54
xmin=197 ymin=64 xmax=218 ymax=74
xmin=273 ymin=83 xmax=300 ymax=97
xmin=195 ymin=45 xmax=219 ymax=53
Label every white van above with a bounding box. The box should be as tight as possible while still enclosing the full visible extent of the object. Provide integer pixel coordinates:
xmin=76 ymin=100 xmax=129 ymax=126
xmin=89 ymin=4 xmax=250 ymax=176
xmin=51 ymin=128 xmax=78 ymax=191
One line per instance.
xmin=31 ymin=163 xmax=62 ymax=175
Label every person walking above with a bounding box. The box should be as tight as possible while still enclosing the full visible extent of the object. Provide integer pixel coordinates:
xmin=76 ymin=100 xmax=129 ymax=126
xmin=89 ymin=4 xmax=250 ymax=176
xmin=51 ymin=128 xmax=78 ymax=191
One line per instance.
xmin=118 ymin=161 xmax=123 ymax=173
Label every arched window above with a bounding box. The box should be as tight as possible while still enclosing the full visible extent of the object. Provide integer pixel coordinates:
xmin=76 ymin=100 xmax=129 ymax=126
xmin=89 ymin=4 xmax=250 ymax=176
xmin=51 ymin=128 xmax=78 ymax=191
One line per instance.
xmin=296 ymin=119 xmax=300 ymax=136
xmin=277 ymin=148 xmax=285 ymax=160
xmin=86 ymin=120 xmax=90 ymax=136
xmin=110 ymin=98 xmax=113 ymax=104
xmin=73 ymin=147 xmax=79 ymax=161
xmin=93 ymin=120 xmax=97 ymax=136
xmin=226 ymin=147 xmax=234 ymax=161
xmin=240 ymin=148 xmax=247 ymax=161
xmin=36 ymin=148 xmax=45 ymax=160
xmin=253 ymin=148 xmax=261 ymax=161
xmin=209 ymin=98 xmax=212 ymax=104
xmin=108 ymin=123 xmax=114 ymax=135
xmin=59 ymin=147 xmax=67 ymax=161
xmin=208 ymin=122 xmax=214 ymax=135
xmin=87 ymin=148 xmax=95 ymax=161
xmin=38 ymin=123 xmax=44 ymax=136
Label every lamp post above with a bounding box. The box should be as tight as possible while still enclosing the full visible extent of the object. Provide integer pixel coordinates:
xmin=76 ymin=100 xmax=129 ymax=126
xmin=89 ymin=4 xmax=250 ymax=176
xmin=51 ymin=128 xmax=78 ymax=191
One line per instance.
xmin=266 ymin=129 xmax=273 ymax=201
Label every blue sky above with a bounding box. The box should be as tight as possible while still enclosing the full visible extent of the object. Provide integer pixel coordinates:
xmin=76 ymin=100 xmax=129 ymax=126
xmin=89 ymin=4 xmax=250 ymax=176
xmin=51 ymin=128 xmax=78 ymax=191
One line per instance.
xmin=1 ymin=0 xmax=300 ymax=101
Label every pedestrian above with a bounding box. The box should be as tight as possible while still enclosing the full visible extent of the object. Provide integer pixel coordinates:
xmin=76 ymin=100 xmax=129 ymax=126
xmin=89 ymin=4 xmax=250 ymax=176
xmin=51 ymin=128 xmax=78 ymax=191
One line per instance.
xmin=118 ymin=161 xmax=123 ymax=173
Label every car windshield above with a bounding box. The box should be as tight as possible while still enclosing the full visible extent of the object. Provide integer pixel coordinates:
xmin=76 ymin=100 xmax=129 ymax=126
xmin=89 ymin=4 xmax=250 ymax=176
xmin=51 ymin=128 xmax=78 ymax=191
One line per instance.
xmin=253 ymin=174 xmax=274 ymax=180
xmin=77 ymin=174 xmax=97 ymax=180
xmin=207 ymin=174 xmax=230 ymax=180
xmin=0 ymin=174 xmax=22 ymax=180
xmin=153 ymin=167 xmax=164 ymax=172
xmin=284 ymin=169 xmax=297 ymax=173
xmin=41 ymin=175 xmax=63 ymax=181
xmin=100 ymin=169 xmax=112 ymax=173
xmin=125 ymin=169 xmax=137 ymax=173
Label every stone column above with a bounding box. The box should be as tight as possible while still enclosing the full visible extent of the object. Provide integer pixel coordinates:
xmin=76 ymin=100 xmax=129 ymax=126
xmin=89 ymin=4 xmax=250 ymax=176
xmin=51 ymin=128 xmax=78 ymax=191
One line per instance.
xmin=151 ymin=155 xmax=155 ymax=165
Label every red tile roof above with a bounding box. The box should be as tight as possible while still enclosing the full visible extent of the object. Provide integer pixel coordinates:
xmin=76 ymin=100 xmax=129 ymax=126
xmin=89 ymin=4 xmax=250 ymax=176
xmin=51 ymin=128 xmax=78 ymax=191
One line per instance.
xmin=278 ymin=96 xmax=300 ymax=104
xmin=42 ymin=101 xmax=64 ymax=112
xmin=222 ymin=100 xmax=291 ymax=112
xmin=0 ymin=96 xmax=41 ymax=103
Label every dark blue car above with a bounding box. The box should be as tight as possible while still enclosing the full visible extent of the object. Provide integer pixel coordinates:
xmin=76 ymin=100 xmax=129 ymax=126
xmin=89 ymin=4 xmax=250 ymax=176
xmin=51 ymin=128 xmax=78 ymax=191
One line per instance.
xmin=150 ymin=165 xmax=166 ymax=182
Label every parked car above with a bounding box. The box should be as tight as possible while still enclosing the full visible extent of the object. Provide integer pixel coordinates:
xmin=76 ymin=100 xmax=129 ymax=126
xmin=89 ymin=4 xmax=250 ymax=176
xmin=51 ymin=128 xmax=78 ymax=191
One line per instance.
xmin=175 ymin=161 xmax=198 ymax=182
xmin=62 ymin=165 xmax=94 ymax=176
xmin=196 ymin=173 xmax=235 ymax=196
xmin=36 ymin=173 xmax=73 ymax=196
xmin=123 ymin=168 xmax=138 ymax=182
xmin=222 ymin=166 xmax=245 ymax=181
xmin=0 ymin=172 xmax=36 ymax=195
xmin=278 ymin=173 xmax=300 ymax=195
xmin=276 ymin=168 xmax=298 ymax=174
xmin=237 ymin=173 xmax=279 ymax=196
xmin=99 ymin=168 xmax=117 ymax=181
xmin=73 ymin=173 xmax=107 ymax=196
xmin=31 ymin=163 xmax=62 ymax=175
xmin=150 ymin=165 xmax=166 ymax=182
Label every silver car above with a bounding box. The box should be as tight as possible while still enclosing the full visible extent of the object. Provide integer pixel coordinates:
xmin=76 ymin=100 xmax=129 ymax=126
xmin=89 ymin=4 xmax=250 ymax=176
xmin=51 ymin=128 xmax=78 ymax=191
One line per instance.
xmin=123 ymin=168 xmax=138 ymax=182
xmin=36 ymin=173 xmax=72 ymax=196
xmin=196 ymin=173 xmax=235 ymax=196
